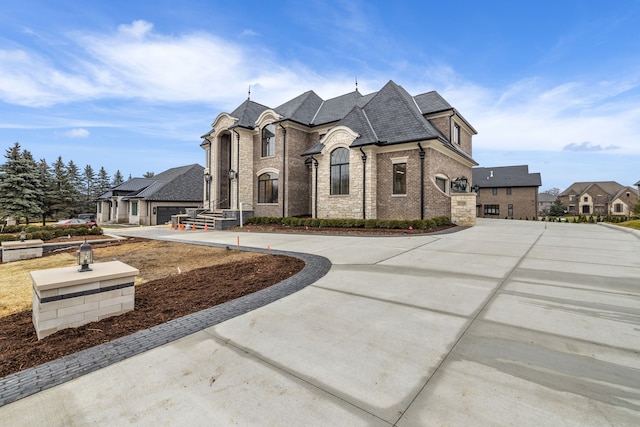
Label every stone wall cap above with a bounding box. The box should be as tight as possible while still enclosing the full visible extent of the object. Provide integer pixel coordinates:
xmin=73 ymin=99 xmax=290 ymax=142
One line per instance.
xmin=1 ymin=239 xmax=44 ymax=249
xmin=31 ymin=261 xmax=139 ymax=291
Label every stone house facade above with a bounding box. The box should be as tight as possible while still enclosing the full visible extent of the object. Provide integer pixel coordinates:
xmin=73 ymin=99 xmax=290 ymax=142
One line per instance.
xmin=473 ymin=165 xmax=542 ymax=220
xmin=200 ymin=80 xmax=478 ymax=224
xmin=559 ymin=181 xmax=639 ymax=217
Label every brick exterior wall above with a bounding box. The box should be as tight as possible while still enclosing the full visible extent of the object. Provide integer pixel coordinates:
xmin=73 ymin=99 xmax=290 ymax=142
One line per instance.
xmin=476 ymin=186 xmax=538 ymax=220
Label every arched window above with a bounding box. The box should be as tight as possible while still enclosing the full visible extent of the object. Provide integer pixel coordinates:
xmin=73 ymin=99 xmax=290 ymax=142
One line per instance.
xmin=261 ymin=124 xmax=275 ymax=157
xmin=330 ymin=147 xmax=349 ymax=195
xmin=258 ymin=172 xmax=278 ymax=203
xmin=435 ymin=174 xmax=449 ymax=194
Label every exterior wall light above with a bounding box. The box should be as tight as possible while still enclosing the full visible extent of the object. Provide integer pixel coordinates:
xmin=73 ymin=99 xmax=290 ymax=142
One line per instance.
xmin=451 ymin=176 xmax=468 ymax=192
xmin=229 ymin=169 xmax=237 ymax=180
xmin=77 ymin=239 xmax=94 ymax=272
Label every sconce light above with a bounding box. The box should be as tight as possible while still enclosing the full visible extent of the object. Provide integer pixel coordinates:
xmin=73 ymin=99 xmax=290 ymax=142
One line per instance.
xmin=77 ymin=239 xmax=94 ymax=272
xmin=451 ymin=176 xmax=468 ymax=193
xmin=229 ymin=169 xmax=237 ymax=180
xmin=204 ymin=172 xmax=212 ymax=182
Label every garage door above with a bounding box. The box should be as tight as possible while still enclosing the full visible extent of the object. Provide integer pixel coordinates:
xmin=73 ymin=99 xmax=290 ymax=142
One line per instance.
xmin=156 ymin=207 xmax=189 ymax=225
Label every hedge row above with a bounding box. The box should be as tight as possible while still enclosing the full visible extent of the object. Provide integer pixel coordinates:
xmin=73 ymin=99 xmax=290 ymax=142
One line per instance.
xmin=245 ymin=216 xmax=451 ymax=230
xmin=0 ymin=225 xmax=103 ymax=242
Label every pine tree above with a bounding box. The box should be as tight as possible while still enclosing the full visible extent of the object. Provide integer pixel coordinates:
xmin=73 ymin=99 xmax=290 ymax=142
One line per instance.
xmin=37 ymin=158 xmax=56 ymax=225
xmin=97 ymin=167 xmax=111 ymax=195
xmin=50 ymin=156 xmax=74 ymax=219
xmin=0 ymin=142 xmax=43 ymax=224
xmin=66 ymin=160 xmax=82 ymax=216
xmin=82 ymin=164 xmax=96 ymax=213
xmin=143 ymin=171 xmax=155 ymax=178
xmin=112 ymin=170 xmax=124 ymax=186
xmin=549 ymin=197 xmax=566 ymax=217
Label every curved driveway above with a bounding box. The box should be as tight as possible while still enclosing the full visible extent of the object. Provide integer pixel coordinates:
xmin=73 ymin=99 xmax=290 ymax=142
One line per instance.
xmin=1 ymin=219 xmax=639 ymax=425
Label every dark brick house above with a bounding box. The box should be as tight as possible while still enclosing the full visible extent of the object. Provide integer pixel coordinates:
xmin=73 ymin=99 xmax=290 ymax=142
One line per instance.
xmin=473 ymin=165 xmax=541 ymax=220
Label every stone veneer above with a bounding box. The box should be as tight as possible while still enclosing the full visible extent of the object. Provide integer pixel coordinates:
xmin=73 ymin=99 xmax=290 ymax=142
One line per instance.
xmin=450 ymin=193 xmax=477 ymax=226
xmin=31 ymin=261 xmax=139 ymax=340
xmin=1 ymin=239 xmax=43 ymax=262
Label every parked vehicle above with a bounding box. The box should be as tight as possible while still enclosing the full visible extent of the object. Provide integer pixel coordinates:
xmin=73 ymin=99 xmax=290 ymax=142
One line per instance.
xmin=77 ymin=213 xmax=96 ymax=223
xmin=52 ymin=218 xmax=97 ymax=228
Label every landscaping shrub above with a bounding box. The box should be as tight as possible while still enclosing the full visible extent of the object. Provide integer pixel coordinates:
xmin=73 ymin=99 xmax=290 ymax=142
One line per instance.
xmin=0 ymin=234 xmax=16 ymax=242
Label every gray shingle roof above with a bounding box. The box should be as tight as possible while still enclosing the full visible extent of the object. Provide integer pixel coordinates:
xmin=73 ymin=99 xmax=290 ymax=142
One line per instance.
xmin=274 ymin=91 xmax=324 ymax=124
xmin=101 ymin=164 xmax=204 ymax=202
xmin=473 ymin=165 xmax=542 ymax=188
xmin=413 ymin=91 xmax=452 ymax=113
xmin=635 ymin=179 xmax=640 ymax=186
xmin=229 ymin=99 xmax=270 ymax=129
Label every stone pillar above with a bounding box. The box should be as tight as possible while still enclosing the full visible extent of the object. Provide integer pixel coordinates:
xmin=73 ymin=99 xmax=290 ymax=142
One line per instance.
xmin=451 ymin=193 xmax=477 ymax=226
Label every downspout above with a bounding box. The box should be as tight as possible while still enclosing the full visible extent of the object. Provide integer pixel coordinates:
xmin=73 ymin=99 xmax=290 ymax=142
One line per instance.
xmin=418 ymin=142 xmax=425 ymax=220
xmin=310 ymin=155 xmax=318 ymax=218
xmin=232 ymin=129 xmax=240 ymax=211
xmin=279 ymin=123 xmax=287 ymax=218
xmin=359 ymin=147 xmax=367 ymax=219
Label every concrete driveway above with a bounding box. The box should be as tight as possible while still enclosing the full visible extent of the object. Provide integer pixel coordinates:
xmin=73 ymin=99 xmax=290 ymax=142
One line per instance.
xmin=1 ymin=219 xmax=639 ymax=426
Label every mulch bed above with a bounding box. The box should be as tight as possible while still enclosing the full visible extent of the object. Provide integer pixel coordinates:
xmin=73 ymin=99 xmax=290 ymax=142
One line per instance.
xmin=0 ymin=254 xmax=304 ymax=378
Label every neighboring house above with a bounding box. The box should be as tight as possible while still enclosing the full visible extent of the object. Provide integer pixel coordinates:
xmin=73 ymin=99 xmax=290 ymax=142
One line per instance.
xmin=97 ymin=164 xmax=204 ymax=225
xmin=537 ymin=193 xmax=557 ymax=216
xmin=200 ymin=80 xmax=478 ymax=225
xmin=472 ymin=165 xmax=542 ymax=220
xmin=559 ymin=181 xmax=639 ymax=217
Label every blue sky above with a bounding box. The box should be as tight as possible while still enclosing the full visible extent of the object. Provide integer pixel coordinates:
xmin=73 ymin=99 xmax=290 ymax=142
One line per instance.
xmin=1 ymin=0 xmax=639 ymax=191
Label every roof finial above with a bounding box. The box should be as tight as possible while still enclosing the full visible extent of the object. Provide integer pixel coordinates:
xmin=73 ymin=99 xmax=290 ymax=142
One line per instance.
xmin=355 ymin=76 xmax=358 ymax=92
xmin=248 ymin=85 xmax=251 ymax=100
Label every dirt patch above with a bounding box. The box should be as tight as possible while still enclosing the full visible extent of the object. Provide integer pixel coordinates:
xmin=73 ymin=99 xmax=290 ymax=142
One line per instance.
xmin=0 ymin=239 xmax=304 ymax=378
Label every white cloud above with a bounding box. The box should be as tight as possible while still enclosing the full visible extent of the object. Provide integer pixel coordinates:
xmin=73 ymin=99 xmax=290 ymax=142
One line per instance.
xmin=63 ymin=128 xmax=90 ymax=138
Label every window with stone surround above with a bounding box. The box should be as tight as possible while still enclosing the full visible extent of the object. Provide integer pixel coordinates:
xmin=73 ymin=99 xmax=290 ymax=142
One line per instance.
xmin=435 ymin=175 xmax=448 ymax=194
xmin=258 ymin=172 xmax=278 ymax=203
xmin=131 ymin=201 xmax=138 ymax=216
xmin=453 ymin=123 xmax=460 ymax=144
xmin=393 ymin=163 xmax=406 ymax=195
xmin=330 ymin=147 xmax=349 ymax=195
xmin=261 ymin=124 xmax=276 ymax=157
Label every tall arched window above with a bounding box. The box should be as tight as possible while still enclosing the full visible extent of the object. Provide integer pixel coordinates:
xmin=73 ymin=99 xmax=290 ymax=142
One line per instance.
xmin=258 ymin=172 xmax=278 ymax=203
xmin=330 ymin=147 xmax=349 ymax=195
xmin=261 ymin=124 xmax=275 ymax=157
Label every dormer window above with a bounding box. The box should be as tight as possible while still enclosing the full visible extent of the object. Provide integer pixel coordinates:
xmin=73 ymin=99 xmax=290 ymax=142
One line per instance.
xmin=261 ymin=124 xmax=275 ymax=157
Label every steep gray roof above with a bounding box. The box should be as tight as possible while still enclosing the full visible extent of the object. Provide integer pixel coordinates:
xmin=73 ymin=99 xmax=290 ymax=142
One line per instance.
xmin=538 ymin=193 xmax=557 ymax=203
xmin=473 ymin=165 xmax=542 ymax=188
xmin=414 ymin=91 xmax=452 ymax=114
xmin=635 ymin=179 xmax=640 ymax=186
xmin=100 ymin=164 xmax=204 ymax=202
xmin=134 ymin=164 xmax=204 ymax=201
xmin=274 ymin=91 xmax=323 ymax=124
xmin=229 ymin=99 xmax=270 ymax=129
xmin=311 ymin=90 xmax=375 ymax=125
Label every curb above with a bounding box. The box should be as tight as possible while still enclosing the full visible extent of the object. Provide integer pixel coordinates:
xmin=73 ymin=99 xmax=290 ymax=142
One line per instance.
xmin=0 ymin=245 xmax=331 ymax=407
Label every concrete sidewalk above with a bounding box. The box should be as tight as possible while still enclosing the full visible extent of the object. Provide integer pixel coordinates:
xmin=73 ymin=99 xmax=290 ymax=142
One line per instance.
xmin=1 ymin=219 xmax=639 ymax=425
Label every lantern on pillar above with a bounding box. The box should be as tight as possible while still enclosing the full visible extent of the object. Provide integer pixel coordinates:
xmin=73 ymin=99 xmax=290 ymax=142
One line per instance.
xmin=77 ymin=239 xmax=94 ymax=272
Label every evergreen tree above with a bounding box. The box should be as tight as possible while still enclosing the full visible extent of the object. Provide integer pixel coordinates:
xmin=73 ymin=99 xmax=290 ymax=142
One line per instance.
xmin=112 ymin=170 xmax=124 ymax=186
xmin=66 ymin=160 xmax=82 ymax=216
xmin=549 ymin=197 xmax=566 ymax=217
xmin=632 ymin=198 xmax=640 ymax=219
xmin=82 ymin=164 xmax=96 ymax=213
xmin=0 ymin=142 xmax=43 ymax=223
xmin=143 ymin=171 xmax=155 ymax=178
xmin=97 ymin=166 xmax=111 ymax=195
xmin=50 ymin=156 xmax=74 ymax=219
xmin=37 ymin=158 xmax=56 ymax=225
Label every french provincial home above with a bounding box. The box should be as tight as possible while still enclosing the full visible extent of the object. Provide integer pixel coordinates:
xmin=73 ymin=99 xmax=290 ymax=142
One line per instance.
xmin=200 ymin=80 xmax=479 ymax=228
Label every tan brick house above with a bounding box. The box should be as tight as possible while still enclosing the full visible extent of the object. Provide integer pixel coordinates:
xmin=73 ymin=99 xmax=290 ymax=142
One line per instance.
xmin=200 ymin=80 xmax=478 ymax=226
xmin=473 ymin=165 xmax=542 ymax=220
xmin=559 ymin=181 xmax=639 ymax=217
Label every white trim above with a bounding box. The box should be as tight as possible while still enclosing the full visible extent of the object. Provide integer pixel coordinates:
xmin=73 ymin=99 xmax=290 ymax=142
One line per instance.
xmin=256 ymin=167 xmax=279 ymax=176
xmin=391 ymin=156 xmax=408 ymax=164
